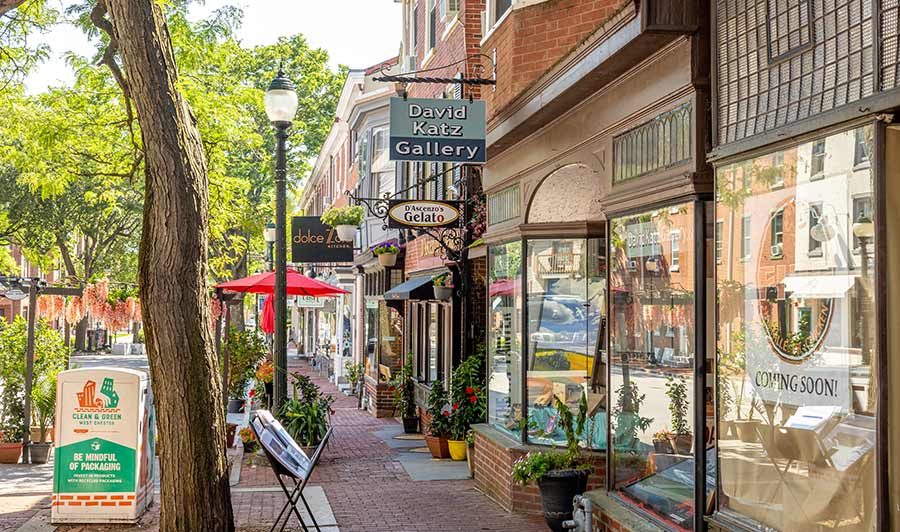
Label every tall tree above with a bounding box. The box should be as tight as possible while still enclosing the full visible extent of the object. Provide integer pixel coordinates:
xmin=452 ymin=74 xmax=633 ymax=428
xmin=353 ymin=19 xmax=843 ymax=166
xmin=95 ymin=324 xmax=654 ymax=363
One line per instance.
xmin=102 ymin=0 xmax=233 ymax=529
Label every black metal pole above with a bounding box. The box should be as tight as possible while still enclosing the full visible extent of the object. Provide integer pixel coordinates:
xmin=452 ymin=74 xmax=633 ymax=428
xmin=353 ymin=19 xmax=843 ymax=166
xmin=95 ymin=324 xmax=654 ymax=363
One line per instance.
xmin=22 ymin=283 xmax=37 ymax=464
xmin=273 ymin=122 xmax=290 ymax=412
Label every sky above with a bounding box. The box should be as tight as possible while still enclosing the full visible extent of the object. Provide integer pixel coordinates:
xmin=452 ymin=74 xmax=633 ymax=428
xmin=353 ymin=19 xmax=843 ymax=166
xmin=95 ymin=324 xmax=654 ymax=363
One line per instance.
xmin=25 ymin=0 xmax=402 ymax=94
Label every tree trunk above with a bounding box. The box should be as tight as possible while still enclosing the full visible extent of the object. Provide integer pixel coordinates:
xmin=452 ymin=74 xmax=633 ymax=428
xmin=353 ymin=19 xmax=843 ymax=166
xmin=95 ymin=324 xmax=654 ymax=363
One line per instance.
xmin=74 ymin=317 xmax=88 ymax=352
xmin=104 ymin=1 xmax=234 ymax=530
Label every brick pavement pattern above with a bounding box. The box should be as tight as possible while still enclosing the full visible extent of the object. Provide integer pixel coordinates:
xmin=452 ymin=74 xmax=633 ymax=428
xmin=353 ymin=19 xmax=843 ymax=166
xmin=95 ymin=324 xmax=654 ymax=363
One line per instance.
xmin=234 ymin=358 xmax=547 ymax=532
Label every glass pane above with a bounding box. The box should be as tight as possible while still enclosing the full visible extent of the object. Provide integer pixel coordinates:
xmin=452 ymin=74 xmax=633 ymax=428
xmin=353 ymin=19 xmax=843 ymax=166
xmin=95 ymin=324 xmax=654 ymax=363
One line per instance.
xmin=429 ymin=303 xmax=439 ymax=382
xmin=525 ymin=238 xmax=607 ymax=449
xmin=364 ymin=301 xmax=379 ymax=378
xmin=379 ymin=303 xmax=401 ymax=379
xmin=610 ymin=203 xmax=699 ymax=530
xmin=488 ymin=242 xmax=523 ymax=437
xmin=716 ymin=125 xmax=876 ymax=531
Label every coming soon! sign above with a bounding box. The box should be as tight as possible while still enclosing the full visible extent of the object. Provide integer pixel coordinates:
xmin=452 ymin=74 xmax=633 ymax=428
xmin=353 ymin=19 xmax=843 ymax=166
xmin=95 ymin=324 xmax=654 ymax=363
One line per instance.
xmin=389 ymin=97 xmax=486 ymax=163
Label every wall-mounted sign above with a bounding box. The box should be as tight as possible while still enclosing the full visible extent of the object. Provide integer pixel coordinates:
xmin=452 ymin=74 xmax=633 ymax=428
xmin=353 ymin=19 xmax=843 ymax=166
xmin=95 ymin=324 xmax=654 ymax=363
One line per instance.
xmin=389 ymin=97 xmax=486 ymax=163
xmin=387 ymin=200 xmax=462 ymax=229
xmin=292 ymin=295 xmax=326 ymax=308
xmin=291 ymin=216 xmax=353 ymax=263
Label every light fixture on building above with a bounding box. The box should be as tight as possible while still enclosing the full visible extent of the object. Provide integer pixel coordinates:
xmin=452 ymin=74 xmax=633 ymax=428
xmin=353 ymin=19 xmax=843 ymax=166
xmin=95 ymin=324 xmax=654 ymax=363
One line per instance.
xmin=394 ymin=81 xmax=409 ymax=98
xmin=852 ymin=214 xmax=875 ymax=240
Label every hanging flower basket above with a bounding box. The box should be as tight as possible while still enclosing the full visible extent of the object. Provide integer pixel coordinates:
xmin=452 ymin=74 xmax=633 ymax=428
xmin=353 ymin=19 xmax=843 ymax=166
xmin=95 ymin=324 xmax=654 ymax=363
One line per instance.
xmin=432 ymin=273 xmax=453 ymax=300
xmin=321 ymin=205 xmax=364 ymax=242
xmin=373 ymin=242 xmax=400 ymax=267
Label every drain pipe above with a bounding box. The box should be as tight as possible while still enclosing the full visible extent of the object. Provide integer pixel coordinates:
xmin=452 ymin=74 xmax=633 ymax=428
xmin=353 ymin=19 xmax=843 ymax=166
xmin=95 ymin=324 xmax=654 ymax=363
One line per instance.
xmin=561 ymin=495 xmax=592 ymax=532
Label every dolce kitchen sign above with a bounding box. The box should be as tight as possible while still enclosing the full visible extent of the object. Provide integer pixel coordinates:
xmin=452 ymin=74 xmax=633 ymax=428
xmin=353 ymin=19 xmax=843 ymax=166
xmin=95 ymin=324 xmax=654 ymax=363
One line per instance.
xmin=291 ymin=216 xmax=353 ymax=263
xmin=389 ymin=97 xmax=486 ymax=163
xmin=387 ymin=200 xmax=462 ymax=230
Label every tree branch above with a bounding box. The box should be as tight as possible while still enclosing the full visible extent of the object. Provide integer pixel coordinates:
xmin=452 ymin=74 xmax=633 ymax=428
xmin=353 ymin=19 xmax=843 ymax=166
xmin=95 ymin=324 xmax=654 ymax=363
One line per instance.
xmin=0 ymin=0 xmax=26 ymax=18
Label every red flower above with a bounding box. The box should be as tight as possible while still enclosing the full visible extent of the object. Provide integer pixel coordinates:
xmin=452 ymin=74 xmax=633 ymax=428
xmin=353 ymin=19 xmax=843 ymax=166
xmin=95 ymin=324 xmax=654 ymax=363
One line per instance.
xmin=470 ymin=396 xmax=477 ymax=403
xmin=249 ymin=389 xmax=255 ymax=397
xmin=443 ymin=411 xmax=450 ymax=417
xmin=475 ymin=387 xmax=480 ymax=394
xmin=453 ymin=403 xmax=460 ymax=410
xmin=466 ymin=386 xmax=474 ymax=394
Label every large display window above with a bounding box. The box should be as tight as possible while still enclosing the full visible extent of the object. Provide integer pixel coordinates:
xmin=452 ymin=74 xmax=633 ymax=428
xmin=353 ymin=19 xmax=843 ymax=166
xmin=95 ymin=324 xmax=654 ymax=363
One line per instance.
xmin=525 ymin=238 xmax=606 ymax=449
xmin=715 ymin=125 xmax=877 ymax=531
xmin=487 ymin=241 xmax=523 ymax=437
xmin=609 ymin=202 xmax=703 ymax=530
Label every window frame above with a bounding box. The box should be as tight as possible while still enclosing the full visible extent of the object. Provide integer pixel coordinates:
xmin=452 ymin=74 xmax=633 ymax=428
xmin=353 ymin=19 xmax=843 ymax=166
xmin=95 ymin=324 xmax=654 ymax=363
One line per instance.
xmin=770 ymin=208 xmax=784 ymax=258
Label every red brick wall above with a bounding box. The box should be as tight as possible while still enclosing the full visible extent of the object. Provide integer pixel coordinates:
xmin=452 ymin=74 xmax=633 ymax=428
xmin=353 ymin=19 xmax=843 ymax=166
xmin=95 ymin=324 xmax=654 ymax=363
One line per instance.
xmin=365 ymin=375 xmax=396 ymax=418
xmin=472 ymin=426 xmax=606 ymax=516
xmin=480 ymin=0 xmax=630 ymax=122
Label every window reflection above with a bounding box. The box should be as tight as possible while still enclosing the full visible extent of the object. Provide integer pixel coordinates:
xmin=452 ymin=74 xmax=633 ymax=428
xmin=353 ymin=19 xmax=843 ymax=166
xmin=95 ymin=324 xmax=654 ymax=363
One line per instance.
xmin=488 ymin=242 xmax=523 ymax=436
xmin=610 ymin=203 xmax=702 ymax=530
xmin=716 ymin=125 xmax=876 ymax=531
xmin=525 ymin=238 xmax=606 ymax=449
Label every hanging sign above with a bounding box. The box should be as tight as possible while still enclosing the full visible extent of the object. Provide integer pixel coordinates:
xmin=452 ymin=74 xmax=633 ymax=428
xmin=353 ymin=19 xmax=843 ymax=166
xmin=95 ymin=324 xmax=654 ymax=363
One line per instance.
xmin=387 ymin=200 xmax=462 ymax=229
xmin=389 ymin=97 xmax=486 ymax=163
xmin=292 ymin=295 xmax=326 ymax=308
xmin=291 ymin=216 xmax=353 ymax=263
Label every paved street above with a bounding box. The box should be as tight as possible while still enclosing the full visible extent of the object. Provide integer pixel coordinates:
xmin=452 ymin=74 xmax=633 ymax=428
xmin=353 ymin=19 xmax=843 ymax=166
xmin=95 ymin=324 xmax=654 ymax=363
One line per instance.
xmin=1 ymin=355 xmax=546 ymax=532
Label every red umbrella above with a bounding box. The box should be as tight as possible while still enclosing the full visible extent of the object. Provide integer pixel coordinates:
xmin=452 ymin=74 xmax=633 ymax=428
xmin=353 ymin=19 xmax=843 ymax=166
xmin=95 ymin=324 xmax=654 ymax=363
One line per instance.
xmin=260 ymin=295 xmax=275 ymax=334
xmin=215 ymin=268 xmax=349 ymax=297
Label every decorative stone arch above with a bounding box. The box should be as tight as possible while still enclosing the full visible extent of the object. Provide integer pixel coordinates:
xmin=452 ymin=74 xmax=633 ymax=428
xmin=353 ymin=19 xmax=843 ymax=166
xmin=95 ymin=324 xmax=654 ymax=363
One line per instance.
xmin=525 ymin=163 xmax=603 ymax=224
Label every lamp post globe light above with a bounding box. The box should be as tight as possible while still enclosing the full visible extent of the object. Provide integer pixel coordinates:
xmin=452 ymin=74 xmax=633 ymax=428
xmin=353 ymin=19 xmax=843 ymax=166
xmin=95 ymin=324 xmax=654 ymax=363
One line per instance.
xmin=264 ymin=221 xmax=277 ymax=271
xmin=265 ymin=68 xmax=299 ymax=412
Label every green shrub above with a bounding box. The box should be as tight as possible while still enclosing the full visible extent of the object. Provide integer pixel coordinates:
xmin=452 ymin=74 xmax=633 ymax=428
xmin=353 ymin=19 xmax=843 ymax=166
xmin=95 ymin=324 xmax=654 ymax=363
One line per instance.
xmin=279 ymin=371 xmax=335 ymax=447
xmin=390 ymin=359 xmax=416 ymax=418
xmin=225 ymin=328 xmax=266 ymax=399
xmin=425 ymin=380 xmax=451 ymax=437
xmin=321 ymin=205 xmax=364 ymax=227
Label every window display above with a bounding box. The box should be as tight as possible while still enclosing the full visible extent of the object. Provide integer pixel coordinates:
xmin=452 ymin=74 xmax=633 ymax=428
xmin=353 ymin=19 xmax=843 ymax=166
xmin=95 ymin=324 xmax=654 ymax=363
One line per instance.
xmin=715 ymin=125 xmax=876 ymax=531
xmin=609 ymin=202 xmax=699 ymax=530
xmin=525 ymin=238 xmax=606 ymax=449
xmin=488 ymin=241 xmax=523 ymax=437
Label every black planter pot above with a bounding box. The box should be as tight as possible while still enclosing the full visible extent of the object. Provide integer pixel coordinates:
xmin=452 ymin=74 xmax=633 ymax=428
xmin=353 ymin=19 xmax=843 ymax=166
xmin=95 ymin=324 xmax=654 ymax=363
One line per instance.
xmin=30 ymin=442 xmax=53 ymax=464
xmin=227 ymin=398 xmax=245 ymax=414
xmin=538 ymin=469 xmax=590 ymax=532
xmin=402 ymin=416 xmax=419 ymax=434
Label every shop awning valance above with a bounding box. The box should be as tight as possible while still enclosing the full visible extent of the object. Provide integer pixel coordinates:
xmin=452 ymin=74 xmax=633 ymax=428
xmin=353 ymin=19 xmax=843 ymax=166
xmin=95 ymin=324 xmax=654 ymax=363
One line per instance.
xmin=783 ymin=274 xmax=856 ymax=299
xmin=384 ymin=276 xmax=433 ymax=301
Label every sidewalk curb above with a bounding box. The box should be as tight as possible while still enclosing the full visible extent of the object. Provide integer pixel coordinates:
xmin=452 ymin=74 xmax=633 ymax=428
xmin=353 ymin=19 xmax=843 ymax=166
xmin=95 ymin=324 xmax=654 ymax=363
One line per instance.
xmin=228 ymin=444 xmax=243 ymax=487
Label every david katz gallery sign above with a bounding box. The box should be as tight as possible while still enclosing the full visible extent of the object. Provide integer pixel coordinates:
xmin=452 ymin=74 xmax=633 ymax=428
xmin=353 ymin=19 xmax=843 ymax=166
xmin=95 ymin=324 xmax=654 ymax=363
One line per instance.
xmin=387 ymin=200 xmax=462 ymax=230
xmin=389 ymin=97 xmax=486 ymax=163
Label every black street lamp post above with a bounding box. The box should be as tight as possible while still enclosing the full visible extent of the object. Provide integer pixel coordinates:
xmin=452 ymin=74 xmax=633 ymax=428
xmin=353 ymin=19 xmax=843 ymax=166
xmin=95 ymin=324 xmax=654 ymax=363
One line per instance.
xmin=265 ymin=69 xmax=298 ymax=412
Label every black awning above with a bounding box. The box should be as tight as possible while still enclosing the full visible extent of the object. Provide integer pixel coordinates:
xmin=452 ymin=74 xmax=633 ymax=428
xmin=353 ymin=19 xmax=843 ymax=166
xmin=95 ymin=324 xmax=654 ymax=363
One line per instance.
xmin=384 ymin=276 xmax=433 ymax=301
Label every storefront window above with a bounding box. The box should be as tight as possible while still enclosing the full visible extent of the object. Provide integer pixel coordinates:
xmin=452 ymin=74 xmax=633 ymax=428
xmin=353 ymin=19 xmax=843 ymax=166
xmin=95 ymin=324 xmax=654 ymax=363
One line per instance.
xmin=488 ymin=241 xmax=523 ymax=437
xmin=364 ymin=299 xmax=379 ymax=378
xmin=379 ymin=303 xmax=402 ymax=378
xmin=525 ymin=238 xmax=606 ymax=449
xmin=610 ymin=203 xmax=701 ymax=530
xmin=715 ymin=125 xmax=876 ymax=530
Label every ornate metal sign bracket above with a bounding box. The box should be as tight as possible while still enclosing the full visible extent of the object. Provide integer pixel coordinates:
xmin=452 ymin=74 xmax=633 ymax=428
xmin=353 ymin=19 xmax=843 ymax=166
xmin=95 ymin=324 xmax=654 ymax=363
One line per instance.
xmin=372 ymin=54 xmax=496 ymax=101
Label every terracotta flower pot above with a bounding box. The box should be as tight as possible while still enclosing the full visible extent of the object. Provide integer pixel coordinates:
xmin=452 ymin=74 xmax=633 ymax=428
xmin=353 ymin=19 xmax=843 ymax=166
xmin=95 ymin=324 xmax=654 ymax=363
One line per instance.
xmin=448 ymin=440 xmax=467 ymax=461
xmin=378 ymin=253 xmax=398 ymax=267
xmin=424 ymin=435 xmax=450 ymax=459
xmin=0 ymin=442 xmax=23 ymax=464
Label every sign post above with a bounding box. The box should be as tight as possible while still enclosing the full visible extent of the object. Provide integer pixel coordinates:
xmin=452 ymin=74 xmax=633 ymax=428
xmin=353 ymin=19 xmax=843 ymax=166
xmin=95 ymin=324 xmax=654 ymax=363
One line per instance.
xmin=389 ymin=97 xmax=486 ymax=163
xmin=52 ymin=368 xmax=155 ymax=524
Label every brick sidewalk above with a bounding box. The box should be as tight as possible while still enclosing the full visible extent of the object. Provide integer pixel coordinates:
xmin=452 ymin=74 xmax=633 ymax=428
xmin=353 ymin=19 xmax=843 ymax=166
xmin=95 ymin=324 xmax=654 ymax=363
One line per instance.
xmin=0 ymin=357 xmax=547 ymax=531
xmin=235 ymin=358 xmax=547 ymax=532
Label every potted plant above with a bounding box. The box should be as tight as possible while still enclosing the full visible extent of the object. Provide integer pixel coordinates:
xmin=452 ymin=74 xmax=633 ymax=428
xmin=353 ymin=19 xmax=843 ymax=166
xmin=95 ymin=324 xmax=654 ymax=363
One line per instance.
xmin=30 ymin=373 xmax=57 ymax=464
xmin=652 ymin=428 xmax=674 ymax=454
xmin=423 ymin=381 xmax=451 ymax=459
xmin=665 ymin=375 xmax=692 ymax=454
xmin=373 ymin=242 xmax=400 ymax=267
xmin=256 ymin=360 xmax=274 ymax=409
xmin=447 ymin=348 xmax=486 ymax=461
xmin=321 ymin=205 xmax=365 ymax=242
xmin=0 ymin=378 xmax=24 ymax=464
xmin=465 ymin=429 xmax=476 ymax=478
xmin=390 ymin=359 xmax=418 ymax=433
xmin=513 ymin=394 xmax=591 ymax=532
xmin=225 ymin=329 xmax=267 ymax=413
xmin=239 ymin=427 xmax=259 ymax=454
xmin=432 ymin=272 xmax=453 ymax=300
xmin=344 ymin=361 xmax=365 ymax=409
xmin=280 ymin=372 xmax=335 ymax=453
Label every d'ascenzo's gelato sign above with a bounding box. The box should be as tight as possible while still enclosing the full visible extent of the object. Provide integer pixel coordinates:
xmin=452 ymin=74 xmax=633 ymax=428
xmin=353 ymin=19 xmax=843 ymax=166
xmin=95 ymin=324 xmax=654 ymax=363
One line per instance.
xmin=387 ymin=200 xmax=461 ymax=229
xmin=389 ymin=97 xmax=486 ymax=163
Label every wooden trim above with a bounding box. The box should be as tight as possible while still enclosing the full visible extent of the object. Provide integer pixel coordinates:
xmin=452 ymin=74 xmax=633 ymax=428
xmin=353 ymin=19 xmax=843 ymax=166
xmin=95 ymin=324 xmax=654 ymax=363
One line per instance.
xmin=517 ymin=221 xmax=606 ymax=239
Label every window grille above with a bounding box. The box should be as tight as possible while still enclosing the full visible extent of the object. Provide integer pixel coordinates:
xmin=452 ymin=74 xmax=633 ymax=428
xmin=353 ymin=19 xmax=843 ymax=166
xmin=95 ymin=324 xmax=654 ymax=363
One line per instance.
xmin=613 ymin=103 xmax=692 ymax=184
xmin=487 ymin=185 xmax=521 ymax=225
